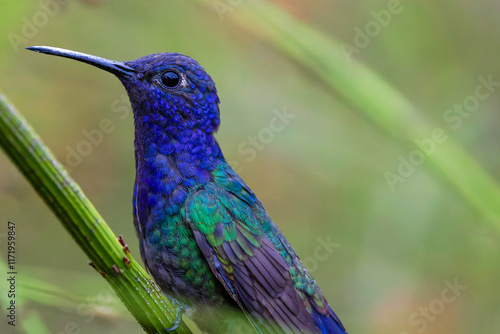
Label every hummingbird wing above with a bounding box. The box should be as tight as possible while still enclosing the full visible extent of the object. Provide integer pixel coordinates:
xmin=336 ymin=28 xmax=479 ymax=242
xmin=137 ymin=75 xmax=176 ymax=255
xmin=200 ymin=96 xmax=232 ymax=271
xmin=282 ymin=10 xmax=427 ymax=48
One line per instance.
xmin=185 ymin=164 xmax=341 ymax=333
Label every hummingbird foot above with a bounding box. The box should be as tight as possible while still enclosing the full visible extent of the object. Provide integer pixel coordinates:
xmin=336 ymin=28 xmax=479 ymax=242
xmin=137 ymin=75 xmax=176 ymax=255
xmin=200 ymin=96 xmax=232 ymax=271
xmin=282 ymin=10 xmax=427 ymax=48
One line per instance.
xmin=164 ymin=306 xmax=183 ymax=332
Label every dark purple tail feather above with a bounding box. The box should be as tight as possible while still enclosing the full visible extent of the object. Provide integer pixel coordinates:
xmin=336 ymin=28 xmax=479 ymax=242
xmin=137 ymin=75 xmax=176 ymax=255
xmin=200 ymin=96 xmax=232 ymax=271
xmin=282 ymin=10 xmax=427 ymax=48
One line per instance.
xmin=310 ymin=302 xmax=347 ymax=334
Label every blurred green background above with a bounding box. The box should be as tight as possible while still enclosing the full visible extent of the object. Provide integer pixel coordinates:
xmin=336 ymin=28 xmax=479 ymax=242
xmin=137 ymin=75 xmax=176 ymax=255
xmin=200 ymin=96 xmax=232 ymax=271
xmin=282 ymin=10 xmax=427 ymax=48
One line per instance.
xmin=1 ymin=0 xmax=500 ymax=333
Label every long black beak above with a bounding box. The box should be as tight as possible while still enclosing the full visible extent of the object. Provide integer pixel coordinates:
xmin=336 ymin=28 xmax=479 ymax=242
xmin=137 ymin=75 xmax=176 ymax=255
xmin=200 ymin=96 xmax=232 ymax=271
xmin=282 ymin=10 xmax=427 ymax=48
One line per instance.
xmin=26 ymin=46 xmax=136 ymax=78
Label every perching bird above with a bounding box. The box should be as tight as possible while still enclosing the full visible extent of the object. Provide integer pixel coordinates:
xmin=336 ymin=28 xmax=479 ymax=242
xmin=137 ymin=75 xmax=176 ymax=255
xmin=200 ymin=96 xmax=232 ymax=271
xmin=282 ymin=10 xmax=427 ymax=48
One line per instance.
xmin=27 ymin=46 xmax=347 ymax=334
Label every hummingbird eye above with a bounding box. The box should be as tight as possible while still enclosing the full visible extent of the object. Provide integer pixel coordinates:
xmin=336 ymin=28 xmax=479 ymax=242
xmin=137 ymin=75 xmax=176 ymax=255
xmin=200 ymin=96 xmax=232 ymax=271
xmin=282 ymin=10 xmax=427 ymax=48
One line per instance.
xmin=161 ymin=71 xmax=181 ymax=88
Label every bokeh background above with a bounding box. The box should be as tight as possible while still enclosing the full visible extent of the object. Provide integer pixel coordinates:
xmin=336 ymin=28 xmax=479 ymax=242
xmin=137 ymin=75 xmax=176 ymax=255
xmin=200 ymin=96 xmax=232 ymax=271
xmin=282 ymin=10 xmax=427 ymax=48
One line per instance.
xmin=1 ymin=0 xmax=500 ymax=333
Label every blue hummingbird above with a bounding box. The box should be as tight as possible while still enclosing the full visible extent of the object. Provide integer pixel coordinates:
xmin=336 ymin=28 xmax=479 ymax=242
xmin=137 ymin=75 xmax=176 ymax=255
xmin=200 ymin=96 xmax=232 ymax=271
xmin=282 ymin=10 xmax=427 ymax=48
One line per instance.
xmin=27 ymin=46 xmax=347 ymax=334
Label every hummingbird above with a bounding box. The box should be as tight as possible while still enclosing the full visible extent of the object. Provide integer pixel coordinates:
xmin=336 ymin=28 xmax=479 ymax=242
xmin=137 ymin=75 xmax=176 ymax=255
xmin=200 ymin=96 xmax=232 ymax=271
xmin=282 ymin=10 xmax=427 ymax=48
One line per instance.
xmin=27 ymin=46 xmax=347 ymax=334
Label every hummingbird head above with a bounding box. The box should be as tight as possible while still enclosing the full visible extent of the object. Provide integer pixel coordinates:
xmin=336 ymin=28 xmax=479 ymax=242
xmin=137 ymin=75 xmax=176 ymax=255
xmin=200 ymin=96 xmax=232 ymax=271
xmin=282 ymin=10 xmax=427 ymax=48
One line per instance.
xmin=26 ymin=46 xmax=221 ymax=135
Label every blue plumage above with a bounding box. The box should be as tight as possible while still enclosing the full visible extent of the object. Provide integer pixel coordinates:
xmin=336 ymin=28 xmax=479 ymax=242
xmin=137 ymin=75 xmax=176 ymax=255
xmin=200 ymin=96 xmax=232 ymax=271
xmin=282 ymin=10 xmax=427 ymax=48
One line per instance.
xmin=28 ymin=46 xmax=347 ymax=334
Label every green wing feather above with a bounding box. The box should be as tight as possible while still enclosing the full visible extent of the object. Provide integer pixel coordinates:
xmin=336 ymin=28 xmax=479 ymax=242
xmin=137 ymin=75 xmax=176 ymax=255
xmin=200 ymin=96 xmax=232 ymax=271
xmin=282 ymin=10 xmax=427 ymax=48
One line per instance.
xmin=185 ymin=164 xmax=320 ymax=333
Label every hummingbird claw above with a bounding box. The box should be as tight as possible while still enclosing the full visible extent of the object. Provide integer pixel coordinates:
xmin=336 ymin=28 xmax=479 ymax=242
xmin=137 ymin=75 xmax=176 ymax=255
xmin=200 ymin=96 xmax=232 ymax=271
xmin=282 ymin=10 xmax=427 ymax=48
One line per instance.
xmin=164 ymin=306 xmax=183 ymax=332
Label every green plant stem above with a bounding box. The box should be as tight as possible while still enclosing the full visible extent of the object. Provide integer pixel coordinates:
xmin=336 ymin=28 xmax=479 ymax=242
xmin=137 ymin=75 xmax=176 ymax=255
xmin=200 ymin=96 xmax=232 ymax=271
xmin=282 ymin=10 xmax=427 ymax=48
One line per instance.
xmin=0 ymin=92 xmax=193 ymax=333
xmin=22 ymin=311 xmax=51 ymax=334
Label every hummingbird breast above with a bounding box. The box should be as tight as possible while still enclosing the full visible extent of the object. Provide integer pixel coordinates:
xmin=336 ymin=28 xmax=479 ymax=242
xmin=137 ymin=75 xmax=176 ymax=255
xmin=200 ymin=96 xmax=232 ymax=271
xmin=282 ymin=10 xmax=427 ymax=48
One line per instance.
xmin=138 ymin=208 xmax=227 ymax=306
xmin=132 ymin=133 xmax=229 ymax=306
